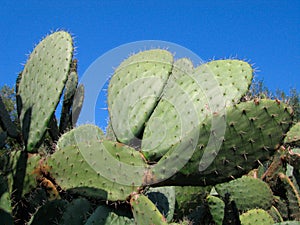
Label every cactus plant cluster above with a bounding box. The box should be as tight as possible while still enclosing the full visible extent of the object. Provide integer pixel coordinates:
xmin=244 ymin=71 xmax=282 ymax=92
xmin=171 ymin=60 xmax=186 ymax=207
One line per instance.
xmin=0 ymin=31 xmax=299 ymax=224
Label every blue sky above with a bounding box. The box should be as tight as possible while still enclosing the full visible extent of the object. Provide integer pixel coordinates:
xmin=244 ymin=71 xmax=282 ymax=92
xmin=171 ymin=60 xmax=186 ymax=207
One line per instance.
xmin=0 ymin=1 xmax=299 ymax=129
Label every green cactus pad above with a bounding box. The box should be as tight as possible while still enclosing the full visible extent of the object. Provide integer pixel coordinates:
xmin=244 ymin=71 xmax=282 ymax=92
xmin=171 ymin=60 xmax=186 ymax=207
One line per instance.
xmin=284 ymin=122 xmax=300 ymax=146
xmin=0 ymin=96 xmax=18 ymax=139
xmin=142 ymin=59 xmax=253 ymax=162
xmin=286 ymin=148 xmax=300 ymax=170
xmin=23 ymin=153 xmax=43 ymax=196
xmin=72 ymin=83 xmax=84 ymax=126
xmin=174 ymin=186 xmax=211 ymax=219
xmin=108 ymin=49 xmax=173 ymax=144
xmin=46 ymin=139 xmax=147 ymax=201
xmin=85 ymin=205 xmax=134 ymax=225
xmin=239 ymin=208 xmax=274 ymax=225
xmin=215 ymin=176 xmax=273 ymax=211
xmin=207 ymin=195 xmax=225 ymax=225
xmin=56 ymin=124 xmax=104 ymax=150
xmin=130 ymin=194 xmax=168 ymax=225
xmin=273 ymin=222 xmax=300 ymax=225
xmin=149 ymin=99 xmax=292 ymax=186
xmin=268 ymin=205 xmax=284 ymax=223
xmin=0 ymin=192 xmax=12 ymax=214
xmin=17 ymin=31 xmax=73 ymax=152
xmin=141 ymin=58 xmax=198 ymax=161
xmin=59 ymin=59 xmax=79 ymax=133
xmin=60 ymin=198 xmax=91 ymax=225
xmin=145 ymin=186 xmax=176 ymax=222
xmin=278 ymin=172 xmax=300 ymax=220
xmin=6 ymin=150 xmax=40 ymax=197
xmin=205 ymin=59 xmax=253 ymax=105
xmin=106 ymin=120 xmax=117 ymax=141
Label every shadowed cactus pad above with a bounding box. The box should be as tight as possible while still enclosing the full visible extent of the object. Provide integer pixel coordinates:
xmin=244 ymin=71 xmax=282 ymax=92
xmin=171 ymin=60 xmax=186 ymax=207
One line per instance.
xmin=207 ymin=195 xmax=225 ymax=225
xmin=145 ymin=186 xmax=176 ymax=222
xmin=85 ymin=205 xmax=134 ymax=225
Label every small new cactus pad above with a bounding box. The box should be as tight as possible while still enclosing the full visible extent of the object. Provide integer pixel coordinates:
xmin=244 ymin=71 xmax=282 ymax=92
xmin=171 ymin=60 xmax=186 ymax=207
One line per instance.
xmin=17 ymin=31 xmax=73 ymax=152
xmin=215 ymin=176 xmax=273 ymax=211
xmin=108 ymin=49 xmax=173 ymax=144
xmin=239 ymin=208 xmax=274 ymax=225
xmin=149 ymin=99 xmax=293 ymax=186
xmin=130 ymin=193 xmax=168 ymax=225
xmin=142 ymin=59 xmax=253 ymax=161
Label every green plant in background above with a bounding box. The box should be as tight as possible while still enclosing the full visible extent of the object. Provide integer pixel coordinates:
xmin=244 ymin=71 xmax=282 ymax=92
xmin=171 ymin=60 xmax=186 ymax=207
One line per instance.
xmin=0 ymin=30 xmax=299 ymax=225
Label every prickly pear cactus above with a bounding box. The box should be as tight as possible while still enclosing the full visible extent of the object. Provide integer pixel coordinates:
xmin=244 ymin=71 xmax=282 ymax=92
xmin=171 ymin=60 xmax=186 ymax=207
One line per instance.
xmin=17 ymin=31 xmax=73 ymax=152
xmin=1 ymin=30 xmax=299 ymax=225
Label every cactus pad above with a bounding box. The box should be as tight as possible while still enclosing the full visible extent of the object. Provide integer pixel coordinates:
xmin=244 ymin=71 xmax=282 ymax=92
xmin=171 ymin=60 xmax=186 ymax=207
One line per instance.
xmin=150 ymin=99 xmax=293 ymax=186
xmin=56 ymin=124 xmax=104 ymax=150
xmin=17 ymin=31 xmax=73 ymax=152
xmin=130 ymin=193 xmax=168 ymax=225
xmin=142 ymin=59 xmax=253 ymax=161
xmin=108 ymin=49 xmax=173 ymax=144
xmin=215 ymin=176 xmax=274 ymax=211
xmin=145 ymin=186 xmax=176 ymax=222
xmin=207 ymin=195 xmax=225 ymax=225
xmin=239 ymin=208 xmax=274 ymax=225
xmin=85 ymin=205 xmax=134 ymax=225
xmin=46 ymin=140 xmax=147 ymax=201
xmin=284 ymin=122 xmax=300 ymax=146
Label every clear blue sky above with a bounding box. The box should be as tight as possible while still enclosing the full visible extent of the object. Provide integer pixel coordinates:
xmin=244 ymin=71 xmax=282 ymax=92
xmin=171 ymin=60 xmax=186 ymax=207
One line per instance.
xmin=0 ymin=1 xmax=299 ymax=128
